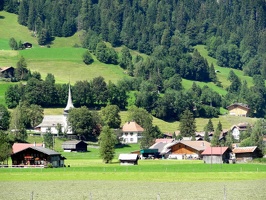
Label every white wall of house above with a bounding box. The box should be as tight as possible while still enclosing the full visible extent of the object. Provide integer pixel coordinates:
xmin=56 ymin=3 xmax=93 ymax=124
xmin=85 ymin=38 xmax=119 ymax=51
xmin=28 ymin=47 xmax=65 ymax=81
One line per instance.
xmin=121 ymin=132 xmax=141 ymax=143
xmin=232 ymin=128 xmax=240 ymax=140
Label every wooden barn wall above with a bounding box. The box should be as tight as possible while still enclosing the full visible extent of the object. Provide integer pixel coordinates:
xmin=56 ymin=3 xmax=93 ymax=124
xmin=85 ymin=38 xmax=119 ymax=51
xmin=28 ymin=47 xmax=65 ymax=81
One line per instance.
xmin=171 ymin=144 xmax=198 ymax=154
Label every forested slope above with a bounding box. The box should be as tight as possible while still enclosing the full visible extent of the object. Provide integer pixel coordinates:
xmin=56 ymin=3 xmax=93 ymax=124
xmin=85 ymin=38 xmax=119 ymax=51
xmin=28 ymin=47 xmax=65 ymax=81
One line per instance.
xmin=1 ymin=0 xmax=266 ymax=120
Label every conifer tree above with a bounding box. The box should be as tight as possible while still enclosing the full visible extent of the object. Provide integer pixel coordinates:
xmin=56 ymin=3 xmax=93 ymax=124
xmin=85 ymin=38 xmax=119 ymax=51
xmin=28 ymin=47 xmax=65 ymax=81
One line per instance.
xmin=99 ymin=126 xmax=116 ymax=163
xmin=179 ymin=109 xmax=196 ymax=138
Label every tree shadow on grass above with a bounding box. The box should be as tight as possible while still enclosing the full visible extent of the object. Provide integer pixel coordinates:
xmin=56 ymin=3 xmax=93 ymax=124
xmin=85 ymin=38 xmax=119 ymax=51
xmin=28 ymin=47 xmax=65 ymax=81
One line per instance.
xmin=0 ymin=16 xmax=5 ymax=19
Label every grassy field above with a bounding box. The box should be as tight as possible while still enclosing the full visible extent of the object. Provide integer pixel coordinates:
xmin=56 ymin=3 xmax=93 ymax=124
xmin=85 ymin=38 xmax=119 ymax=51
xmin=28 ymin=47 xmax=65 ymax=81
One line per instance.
xmin=0 ymin=161 xmax=266 ymax=199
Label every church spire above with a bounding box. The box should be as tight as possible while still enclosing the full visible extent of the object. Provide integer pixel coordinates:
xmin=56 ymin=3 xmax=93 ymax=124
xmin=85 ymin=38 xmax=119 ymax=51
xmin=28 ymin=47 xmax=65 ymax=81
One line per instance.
xmin=64 ymin=83 xmax=74 ymax=113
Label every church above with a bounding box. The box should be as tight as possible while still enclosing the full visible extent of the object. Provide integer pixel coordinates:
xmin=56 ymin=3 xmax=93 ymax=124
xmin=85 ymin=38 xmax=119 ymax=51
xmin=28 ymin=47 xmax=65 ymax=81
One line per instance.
xmin=35 ymin=84 xmax=74 ymax=135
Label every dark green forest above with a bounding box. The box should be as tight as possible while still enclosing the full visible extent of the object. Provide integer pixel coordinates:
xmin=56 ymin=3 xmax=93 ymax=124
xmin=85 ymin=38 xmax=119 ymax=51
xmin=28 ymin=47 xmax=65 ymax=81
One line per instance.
xmin=1 ymin=0 xmax=266 ymax=119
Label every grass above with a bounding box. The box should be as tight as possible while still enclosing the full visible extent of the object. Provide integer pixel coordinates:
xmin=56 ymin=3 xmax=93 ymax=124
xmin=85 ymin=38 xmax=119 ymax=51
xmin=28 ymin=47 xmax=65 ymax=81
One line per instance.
xmin=0 ymin=82 xmax=14 ymax=106
xmin=194 ymin=45 xmax=254 ymax=88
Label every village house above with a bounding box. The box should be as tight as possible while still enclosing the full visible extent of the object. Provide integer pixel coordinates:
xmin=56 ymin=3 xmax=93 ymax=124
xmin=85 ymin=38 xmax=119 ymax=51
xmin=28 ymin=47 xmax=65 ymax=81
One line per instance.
xmin=164 ymin=140 xmax=210 ymax=159
xmin=35 ymin=84 xmax=74 ymax=135
xmin=232 ymin=146 xmax=262 ymax=163
xmin=230 ymin=122 xmax=250 ymax=140
xmin=227 ymin=103 xmax=250 ymax=117
xmin=23 ymin=42 xmax=32 ymax=49
xmin=0 ymin=66 xmax=14 ymax=78
xmin=118 ymin=154 xmax=139 ymax=165
xmin=121 ymin=121 xmax=144 ymax=143
xmin=11 ymin=143 xmax=66 ymax=167
xmin=62 ymin=140 xmax=88 ymax=152
xmin=201 ymin=147 xmax=232 ymax=164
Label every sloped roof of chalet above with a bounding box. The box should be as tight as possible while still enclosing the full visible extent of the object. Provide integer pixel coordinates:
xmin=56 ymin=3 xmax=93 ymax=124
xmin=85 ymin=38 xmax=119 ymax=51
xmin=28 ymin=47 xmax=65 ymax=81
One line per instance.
xmin=12 ymin=146 xmax=62 ymax=156
xmin=0 ymin=66 xmax=14 ymax=72
xmin=201 ymin=147 xmax=230 ymax=155
xmin=227 ymin=103 xmax=250 ymax=110
xmin=118 ymin=153 xmax=138 ymax=161
xmin=35 ymin=115 xmax=66 ymax=128
xmin=232 ymin=146 xmax=257 ymax=154
xmin=168 ymin=140 xmax=211 ymax=151
xmin=12 ymin=143 xmax=43 ymax=154
xmin=122 ymin=121 xmax=144 ymax=132
xmin=62 ymin=140 xmax=87 ymax=145
xmin=231 ymin=122 xmax=250 ymax=131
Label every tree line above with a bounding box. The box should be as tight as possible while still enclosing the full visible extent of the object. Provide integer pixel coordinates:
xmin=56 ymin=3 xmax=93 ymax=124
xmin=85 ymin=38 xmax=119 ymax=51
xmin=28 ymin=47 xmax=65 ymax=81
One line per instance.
xmin=2 ymin=0 xmax=266 ymax=79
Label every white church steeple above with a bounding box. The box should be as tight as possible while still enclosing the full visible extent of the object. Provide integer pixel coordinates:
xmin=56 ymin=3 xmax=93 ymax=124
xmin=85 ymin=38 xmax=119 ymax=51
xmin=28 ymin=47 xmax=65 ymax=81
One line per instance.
xmin=64 ymin=83 xmax=74 ymax=114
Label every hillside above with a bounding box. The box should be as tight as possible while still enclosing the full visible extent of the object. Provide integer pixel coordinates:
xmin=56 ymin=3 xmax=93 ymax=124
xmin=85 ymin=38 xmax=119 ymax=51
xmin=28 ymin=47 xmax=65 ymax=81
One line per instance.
xmin=0 ymin=11 xmax=261 ymax=133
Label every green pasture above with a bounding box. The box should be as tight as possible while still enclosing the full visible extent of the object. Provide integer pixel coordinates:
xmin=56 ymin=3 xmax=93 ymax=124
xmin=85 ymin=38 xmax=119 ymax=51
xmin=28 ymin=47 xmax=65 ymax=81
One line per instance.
xmin=194 ymin=45 xmax=254 ymax=88
xmin=0 ymin=82 xmax=14 ymax=106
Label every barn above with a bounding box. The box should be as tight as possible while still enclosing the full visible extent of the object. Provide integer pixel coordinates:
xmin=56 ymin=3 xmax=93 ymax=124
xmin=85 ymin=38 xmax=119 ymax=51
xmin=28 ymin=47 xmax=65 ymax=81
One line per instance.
xmin=201 ymin=147 xmax=231 ymax=164
xmin=232 ymin=146 xmax=262 ymax=163
xmin=62 ymin=140 xmax=88 ymax=152
xmin=118 ymin=154 xmax=139 ymax=165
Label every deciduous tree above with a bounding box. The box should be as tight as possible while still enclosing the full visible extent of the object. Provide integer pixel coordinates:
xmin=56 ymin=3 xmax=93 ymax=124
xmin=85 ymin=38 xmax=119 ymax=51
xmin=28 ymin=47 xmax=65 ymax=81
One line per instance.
xmin=99 ymin=126 xmax=116 ymax=163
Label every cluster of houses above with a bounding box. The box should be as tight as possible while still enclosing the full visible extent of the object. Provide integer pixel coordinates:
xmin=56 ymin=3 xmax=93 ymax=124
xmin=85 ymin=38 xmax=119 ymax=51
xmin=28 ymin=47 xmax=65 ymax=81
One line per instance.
xmin=7 ymin=82 xmax=263 ymax=167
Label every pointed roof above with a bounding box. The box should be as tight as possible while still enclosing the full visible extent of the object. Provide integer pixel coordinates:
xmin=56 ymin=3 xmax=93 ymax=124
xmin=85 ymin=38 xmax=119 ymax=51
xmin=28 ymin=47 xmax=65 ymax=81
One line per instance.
xmin=122 ymin=121 xmax=144 ymax=132
xmin=201 ymin=147 xmax=230 ymax=155
xmin=12 ymin=143 xmax=43 ymax=154
xmin=64 ymin=83 xmax=74 ymax=113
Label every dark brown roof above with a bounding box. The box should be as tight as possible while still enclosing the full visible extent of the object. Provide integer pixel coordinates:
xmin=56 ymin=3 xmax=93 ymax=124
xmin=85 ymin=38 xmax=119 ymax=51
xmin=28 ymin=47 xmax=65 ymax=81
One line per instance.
xmin=227 ymin=103 xmax=250 ymax=110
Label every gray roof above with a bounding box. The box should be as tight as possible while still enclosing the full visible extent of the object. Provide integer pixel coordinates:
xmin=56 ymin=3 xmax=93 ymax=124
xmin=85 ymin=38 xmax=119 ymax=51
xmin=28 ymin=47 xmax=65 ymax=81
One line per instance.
xmin=119 ymin=154 xmax=138 ymax=161
xmin=62 ymin=140 xmax=87 ymax=145
xmin=150 ymin=142 xmax=169 ymax=153
xmin=31 ymin=146 xmax=61 ymax=155
xmin=13 ymin=146 xmax=61 ymax=156
xmin=35 ymin=115 xmax=66 ymax=128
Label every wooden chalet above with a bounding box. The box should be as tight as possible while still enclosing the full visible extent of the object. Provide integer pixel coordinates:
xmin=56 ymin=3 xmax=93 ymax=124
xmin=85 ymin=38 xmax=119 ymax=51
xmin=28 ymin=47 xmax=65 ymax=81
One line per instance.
xmin=118 ymin=154 xmax=139 ymax=165
xmin=167 ymin=141 xmax=210 ymax=159
xmin=232 ymin=146 xmax=262 ymax=163
xmin=11 ymin=143 xmax=66 ymax=167
xmin=0 ymin=66 xmax=14 ymax=78
xmin=227 ymin=103 xmax=250 ymax=117
xmin=62 ymin=140 xmax=88 ymax=152
xmin=201 ymin=147 xmax=231 ymax=164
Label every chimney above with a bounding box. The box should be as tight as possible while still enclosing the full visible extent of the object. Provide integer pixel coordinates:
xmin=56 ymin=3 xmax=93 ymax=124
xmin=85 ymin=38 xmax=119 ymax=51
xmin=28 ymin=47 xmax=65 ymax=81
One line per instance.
xmin=42 ymin=142 xmax=45 ymax=148
xmin=34 ymin=141 xmax=36 ymax=146
xmin=202 ymin=142 xmax=204 ymax=146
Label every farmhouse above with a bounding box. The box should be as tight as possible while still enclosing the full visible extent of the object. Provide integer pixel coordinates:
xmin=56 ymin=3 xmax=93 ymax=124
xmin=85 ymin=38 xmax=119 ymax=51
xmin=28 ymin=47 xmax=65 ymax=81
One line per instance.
xmin=35 ymin=84 xmax=74 ymax=135
xmin=201 ymin=147 xmax=231 ymax=164
xmin=121 ymin=121 xmax=144 ymax=143
xmin=11 ymin=143 xmax=66 ymax=167
xmin=0 ymin=66 xmax=14 ymax=78
xmin=166 ymin=141 xmax=210 ymax=159
xmin=227 ymin=103 xmax=250 ymax=117
xmin=62 ymin=140 xmax=88 ymax=152
xmin=232 ymin=146 xmax=262 ymax=163
xmin=118 ymin=154 xmax=139 ymax=165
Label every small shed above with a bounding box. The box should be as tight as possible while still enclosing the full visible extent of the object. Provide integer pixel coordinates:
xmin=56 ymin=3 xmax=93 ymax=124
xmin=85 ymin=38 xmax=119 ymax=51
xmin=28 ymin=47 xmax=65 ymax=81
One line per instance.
xmin=23 ymin=42 xmax=32 ymax=48
xmin=118 ymin=154 xmax=139 ymax=165
xmin=201 ymin=147 xmax=231 ymax=164
xmin=62 ymin=140 xmax=88 ymax=152
xmin=232 ymin=146 xmax=262 ymax=163
xmin=0 ymin=66 xmax=14 ymax=78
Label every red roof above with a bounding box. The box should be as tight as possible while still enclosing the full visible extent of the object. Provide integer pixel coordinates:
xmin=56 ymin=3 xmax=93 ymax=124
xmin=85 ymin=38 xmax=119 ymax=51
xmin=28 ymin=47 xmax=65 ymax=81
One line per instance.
xmin=12 ymin=143 xmax=43 ymax=154
xmin=201 ymin=147 xmax=229 ymax=155
xmin=122 ymin=121 xmax=144 ymax=132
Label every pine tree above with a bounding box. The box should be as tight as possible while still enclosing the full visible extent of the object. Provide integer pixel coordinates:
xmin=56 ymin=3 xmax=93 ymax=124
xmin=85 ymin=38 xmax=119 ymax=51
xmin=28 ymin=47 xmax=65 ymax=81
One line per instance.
xmin=99 ymin=126 xmax=116 ymax=163
xmin=179 ymin=109 xmax=196 ymax=137
xmin=211 ymin=127 xmax=220 ymax=147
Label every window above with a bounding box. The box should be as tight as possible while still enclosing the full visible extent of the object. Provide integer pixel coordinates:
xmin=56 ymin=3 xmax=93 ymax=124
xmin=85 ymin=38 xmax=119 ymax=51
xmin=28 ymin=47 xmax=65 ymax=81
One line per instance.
xmin=125 ymin=132 xmax=128 ymax=136
xmin=130 ymin=138 xmax=133 ymax=142
xmin=130 ymin=132 xmax=133 ymax=136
